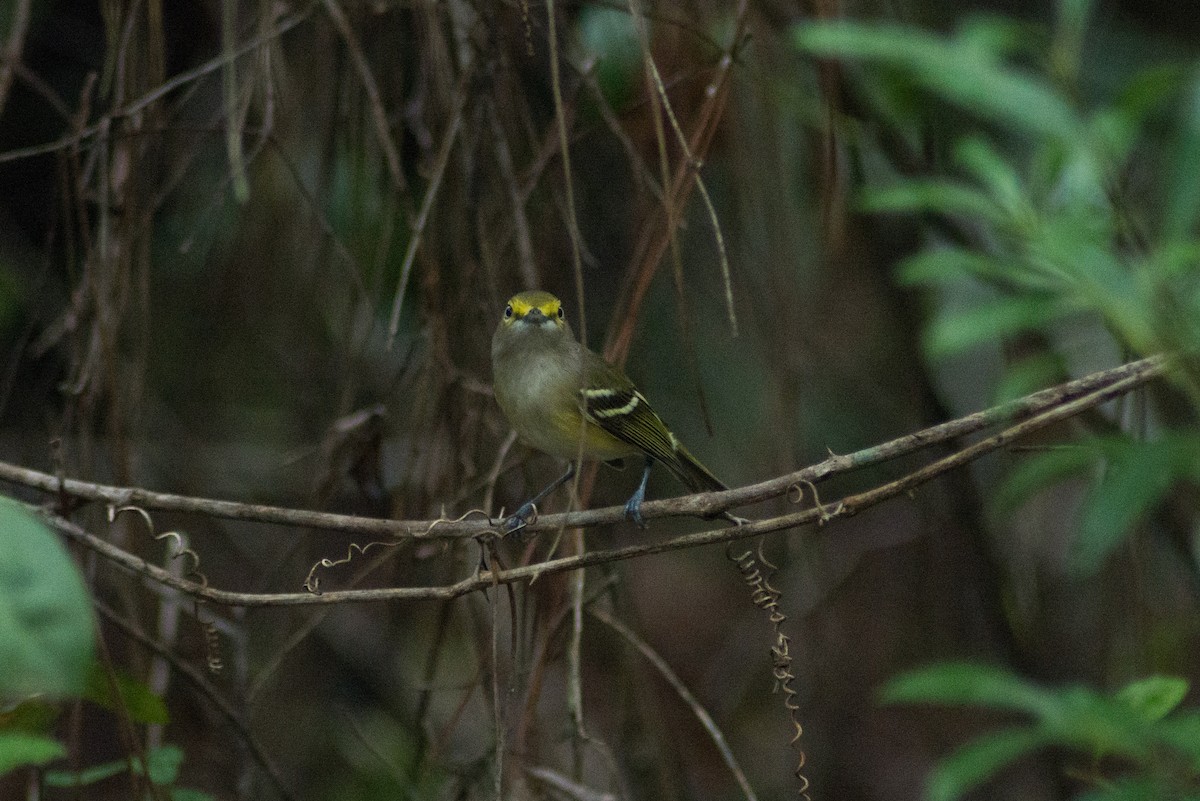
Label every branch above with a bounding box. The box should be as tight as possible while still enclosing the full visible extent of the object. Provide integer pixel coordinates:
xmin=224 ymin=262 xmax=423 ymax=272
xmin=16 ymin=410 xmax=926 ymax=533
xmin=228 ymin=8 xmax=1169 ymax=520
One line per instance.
xmin=28 ymin=354 xmax=1167 ymax=607
xmin=0 ymin=355 xmax=1166 ymax=539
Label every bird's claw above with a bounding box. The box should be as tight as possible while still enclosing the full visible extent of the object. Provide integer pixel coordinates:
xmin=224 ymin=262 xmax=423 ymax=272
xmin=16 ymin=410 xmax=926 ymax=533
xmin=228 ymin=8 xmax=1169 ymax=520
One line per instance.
xmin=501 ymin=502 xmax=536 ymax=536
xmin=623 ymin=496 xmax=647 ymax=529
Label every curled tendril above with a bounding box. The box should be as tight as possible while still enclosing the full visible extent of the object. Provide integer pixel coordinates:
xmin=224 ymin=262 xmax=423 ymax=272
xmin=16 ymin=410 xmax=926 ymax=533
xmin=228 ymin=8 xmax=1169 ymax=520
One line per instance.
xmin=790 ymin=480 xmax=843 ymax=525
xmin=203 ymin=622 xmax=224 ymax=674
xmin=726 ymin=538 xmax=811 ymax=801
xmin=107 ymin=505 xmax=224 ymax=674
xmin=303 ymin=505 xmax=493 ymax=593
xmin=304 ymin=538 xmax=403 ymax=594
xmin=422 ymin=507 xmax=493 ymax=536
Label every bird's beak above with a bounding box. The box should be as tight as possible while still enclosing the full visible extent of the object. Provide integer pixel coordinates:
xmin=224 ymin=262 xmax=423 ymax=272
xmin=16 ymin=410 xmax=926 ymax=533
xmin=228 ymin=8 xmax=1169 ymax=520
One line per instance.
xmin=522 ymin=308 xmax=548 ymax=323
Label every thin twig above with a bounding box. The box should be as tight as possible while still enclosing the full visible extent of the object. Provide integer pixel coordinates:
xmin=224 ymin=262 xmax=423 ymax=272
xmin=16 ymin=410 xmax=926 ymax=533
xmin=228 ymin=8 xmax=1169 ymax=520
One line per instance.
xmin=605 ymin=0 xmax=748 ymax=364
xmin=384 ymin=58 xmax=470 ymax=349
xmin=591 ymin=607 xmax=758 ymax=801
xmin=93 ymin=600 xmax=297 ymax=801
xmin=0 ymin=0 xmax=33 ymax=120
xmin=0 ymin=2 xmax=316 ymax=166
xmin=318 ymin=0 xmax=404 ymax=194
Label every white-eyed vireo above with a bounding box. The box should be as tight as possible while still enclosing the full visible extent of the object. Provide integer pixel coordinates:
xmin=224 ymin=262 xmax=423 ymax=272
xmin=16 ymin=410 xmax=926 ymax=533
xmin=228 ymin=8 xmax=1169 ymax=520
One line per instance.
xmin=492 ymin=290 xmax=725 ymax=531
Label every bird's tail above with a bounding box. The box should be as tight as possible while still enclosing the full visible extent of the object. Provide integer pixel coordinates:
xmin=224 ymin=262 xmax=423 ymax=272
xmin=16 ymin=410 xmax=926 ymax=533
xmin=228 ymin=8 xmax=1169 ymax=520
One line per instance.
xmin=665 ymin=442 xmax=726 ymax=493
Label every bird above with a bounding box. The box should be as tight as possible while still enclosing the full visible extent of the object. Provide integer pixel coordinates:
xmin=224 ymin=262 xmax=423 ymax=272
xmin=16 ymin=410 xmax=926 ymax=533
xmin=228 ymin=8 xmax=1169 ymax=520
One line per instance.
xmin=491 ymin=290 xmax=725 ymax=532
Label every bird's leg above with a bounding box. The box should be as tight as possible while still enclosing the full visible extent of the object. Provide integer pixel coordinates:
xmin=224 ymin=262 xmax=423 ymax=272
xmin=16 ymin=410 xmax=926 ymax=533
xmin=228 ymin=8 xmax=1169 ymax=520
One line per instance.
xmin=504 ymin=463 xmax=576 ymax=534
xmin=623 ymin=457 xmax=654 ymax=528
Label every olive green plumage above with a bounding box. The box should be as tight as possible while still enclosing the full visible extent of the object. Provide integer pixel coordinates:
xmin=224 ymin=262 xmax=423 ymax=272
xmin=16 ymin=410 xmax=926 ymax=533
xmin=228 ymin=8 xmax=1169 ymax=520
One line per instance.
xmin=491 ymin=290 xmax=724 ymax=529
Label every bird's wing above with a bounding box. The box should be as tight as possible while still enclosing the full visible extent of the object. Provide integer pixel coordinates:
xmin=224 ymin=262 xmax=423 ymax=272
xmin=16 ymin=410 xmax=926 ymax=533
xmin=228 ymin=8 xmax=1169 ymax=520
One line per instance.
xmin=579 ymin=351 xmax=726 ymax=492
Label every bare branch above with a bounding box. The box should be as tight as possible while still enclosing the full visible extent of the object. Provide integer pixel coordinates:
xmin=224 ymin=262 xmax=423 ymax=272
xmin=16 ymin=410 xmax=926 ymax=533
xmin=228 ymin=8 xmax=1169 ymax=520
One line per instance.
xmin=0 ymin=355 xmax=1166 ymax=539
xmin=27 ymin=354 xmax=1166 ymax=607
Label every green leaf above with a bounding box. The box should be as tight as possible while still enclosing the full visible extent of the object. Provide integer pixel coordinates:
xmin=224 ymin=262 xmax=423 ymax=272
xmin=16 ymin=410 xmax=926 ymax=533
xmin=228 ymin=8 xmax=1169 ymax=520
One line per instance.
xmin=860 ymin=180 xmax=1006 ymax=223
xmin=83 ymin=664 xmax=169 ymax=725
xmin=578 ymin=5 xmax=641 ymax=110
xmin=924 ymin=294 xmax=1073 ymax=358
xmin=45 ymin=745 xmax=186 ymax=787
xmin=928 ymin=726 xmax=1049 ymax=801
xmin=883 ymin=663 xmax=1055 ymax=716
xmin=954 ymin=137 xmax=1026 ymax=214
xmin=146 ymin=744 xmax=184 ymax=785
xmin=0 ymin=498 xmax=95 ymax=703
xmin=1074 ymin=441 xmax=1180 ymax=574
xmin=45 ymin=757 xmax=127 ymax=787
xmin=793 ymin=22 xmax=1080 ymax=139
xmin=994 ymin=444 xmax=1099 ymax=514
xmin=1162 ymin=68 xmax=1200 ymax=240
xmin=993 ymin=355 xmax=1066 ymax=405
xmin=171 ymin=789 xmax=216 ymax=801
xmin=0 ymin=731 xmax=66 ymax=775
xmin=1115 ymin=676 xmax=1189 ymax=722
xmin=1156 ymin=711 xmax=1200 ymax=769
xmin=1046 ymin=686 xmax=1149 ymax=758
xmin=1104 ymin=64 xmax=1190 ymax=160
xmin=1077 ymin=777 xmax=1188 ymax=801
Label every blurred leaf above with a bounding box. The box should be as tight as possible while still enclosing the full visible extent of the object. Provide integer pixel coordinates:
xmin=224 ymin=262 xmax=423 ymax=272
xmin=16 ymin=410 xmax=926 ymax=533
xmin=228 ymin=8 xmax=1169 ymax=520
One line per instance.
xmin=0 ymin=498 xmax=95 ymax=703
xmin=861 ymin=180 xmax=1006 ymax=223
xmin=147 ymin=745 xmax=184 ymax=785
xmin=1074 ymin=440 xmax=1183 ymax=574
xmin=883 ymin=662 xmax=1055 ymax=716
xmin=993 ymin=355 xmax=1067 ymax=404
xmin=0 ymin=698 xmax=60 ymax=733
xmin=924 ymin=294 xmax=1074 ymax=359
xmin=46 ymin=744 xmax=186 ymax=787
xmin=793 ymin=22 xmax=1080 ymax=139
xmin=1156 ymin=712 xmax=1200 ymax=769
xmin=1113 ymin=64 xmax=1185 ymax=136
xmin=1046 ymin=685 xmax=1150 ymax=757
xmin=956 ymin=15 xmax=1031 ymax=59
xmin=0 ymin=731 xmax=65 ymax=775
xmin=1116 ymin=676 xmax=1189 ymax=722
xmin=994 ymin=443 xmax=1099 ymax=514
xmin=1145 ymin=240 xmax=1200 ymax=279
xmin=171 ymin=789 xmax=216 ymax=801
xmin=578 ymin=5 xmax=641 ymax=110
xmin=898 ymin=248 xmax=1065 ymax=294
xmin=928 ymin=727 xmax=1049 ymax=801
xmin=1077 ymin=777 xmax=1191 ymax=801
xmin=898 ymin=248 xmax=997 ymax=286
xmin=82 ymin=664 xmax=169 ymax=725
xmin=1162 ymin=68 xmax=1200 ymax=240
xmin=45 ymin=757 xmax=126 ymax=786
xmin=955 ymin=137 xmax=1026 ymax=214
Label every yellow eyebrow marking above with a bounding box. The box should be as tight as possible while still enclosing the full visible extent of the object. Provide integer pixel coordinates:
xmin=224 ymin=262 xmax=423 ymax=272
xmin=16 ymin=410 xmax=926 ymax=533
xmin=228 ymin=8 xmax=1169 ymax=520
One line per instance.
xmin=508 ymin=290 xmax=562 ymax=319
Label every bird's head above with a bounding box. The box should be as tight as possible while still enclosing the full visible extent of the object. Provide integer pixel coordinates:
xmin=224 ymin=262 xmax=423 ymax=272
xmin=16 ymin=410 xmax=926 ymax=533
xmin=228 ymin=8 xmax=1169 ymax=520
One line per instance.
xmin=499 ymin=291 xmax=570 ymax=337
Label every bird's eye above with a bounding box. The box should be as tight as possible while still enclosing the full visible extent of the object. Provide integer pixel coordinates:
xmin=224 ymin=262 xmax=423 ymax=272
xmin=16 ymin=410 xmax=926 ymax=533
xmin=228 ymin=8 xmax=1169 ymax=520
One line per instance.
xmin=504 ymin=305 xmax=513 ymax=319
xmin=556 ymin=307 xmax=564 ymax=319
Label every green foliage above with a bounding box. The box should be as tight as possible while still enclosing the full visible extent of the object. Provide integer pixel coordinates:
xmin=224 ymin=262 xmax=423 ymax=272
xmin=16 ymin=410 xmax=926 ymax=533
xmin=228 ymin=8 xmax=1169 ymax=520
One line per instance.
xmin=794 ymin=12 xmax=1200 ymax=367
xmin=0 ymin=498 xmax=95 ymax=703
xmin=885 ymin=664 xmax=1200 ymax=801
xmin=798 ymin=5 xmax=1200 ymax=800
xmin=994 ymin=434 xmax=1200 ymax=573
xmin=577 ymin=4 xmax=642 ymax=111
xmin=794 ymin=3 xmax=1200 ymax=573
xmin=0 ymin=732 xmax=66 ymax=775
xmin=81 ymin=663 xmax=170 ymax=725
xmin=44 ymin=743 xmax=212 ymax=800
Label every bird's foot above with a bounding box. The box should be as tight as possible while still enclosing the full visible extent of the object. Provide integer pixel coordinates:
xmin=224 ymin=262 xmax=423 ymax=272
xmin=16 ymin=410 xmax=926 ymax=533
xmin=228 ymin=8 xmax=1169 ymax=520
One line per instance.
xmin=623 ymin=488 xmax=647 ymax=529
xmin=500 ymin=502 xmax=536 ymax=536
